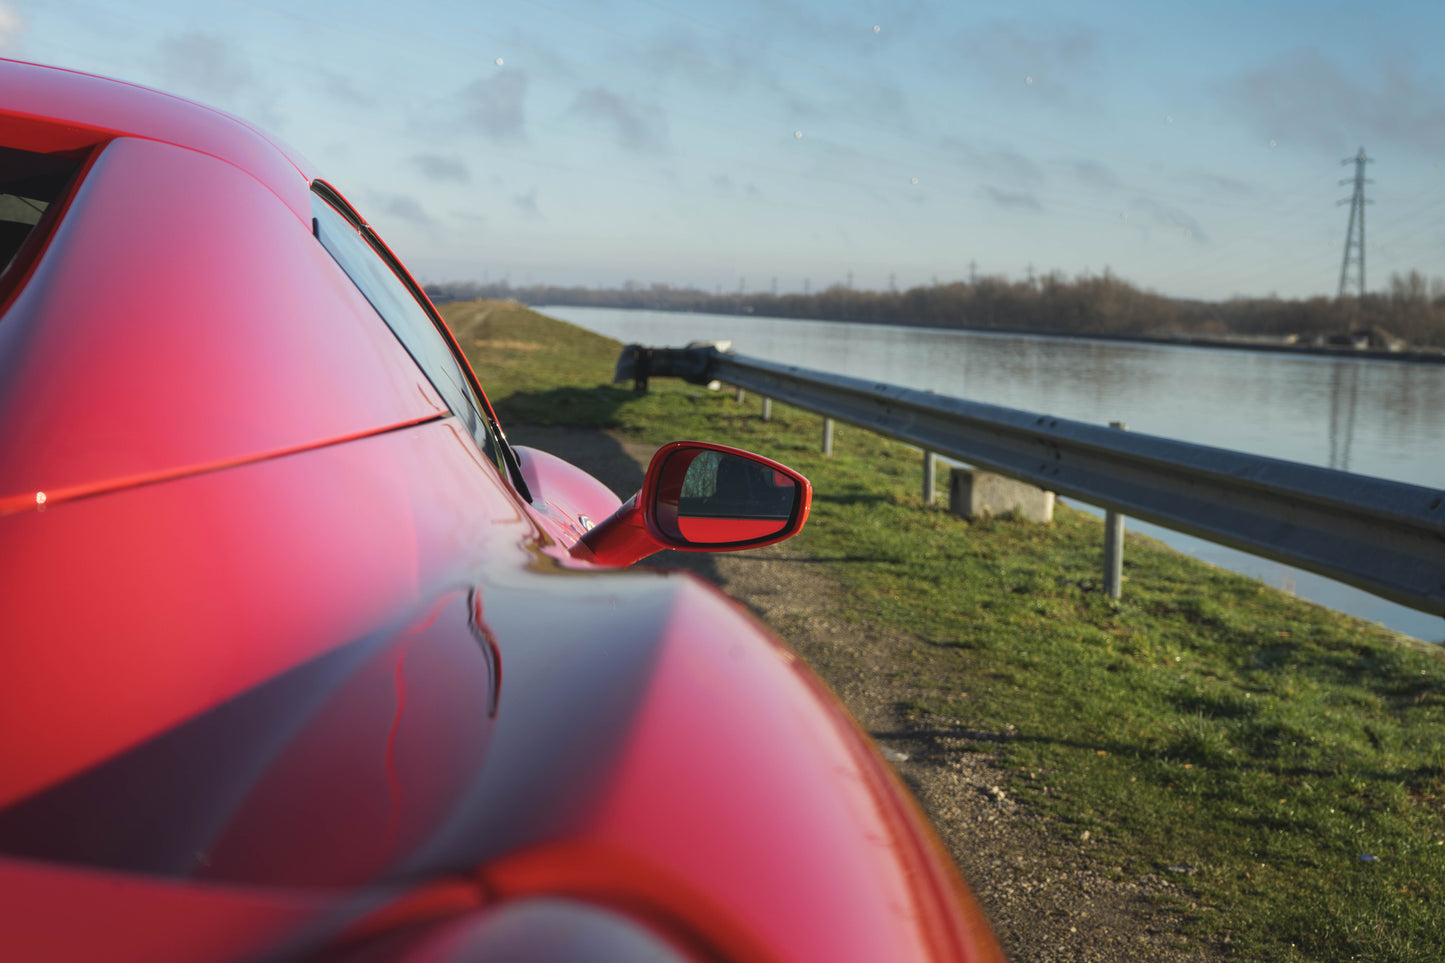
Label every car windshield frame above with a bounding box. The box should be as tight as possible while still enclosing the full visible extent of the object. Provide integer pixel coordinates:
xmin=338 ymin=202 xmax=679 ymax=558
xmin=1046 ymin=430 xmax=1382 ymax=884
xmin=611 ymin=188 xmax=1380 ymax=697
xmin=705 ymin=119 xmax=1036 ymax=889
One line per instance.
xmin=309 ymin=181 xmax=531 ymax=501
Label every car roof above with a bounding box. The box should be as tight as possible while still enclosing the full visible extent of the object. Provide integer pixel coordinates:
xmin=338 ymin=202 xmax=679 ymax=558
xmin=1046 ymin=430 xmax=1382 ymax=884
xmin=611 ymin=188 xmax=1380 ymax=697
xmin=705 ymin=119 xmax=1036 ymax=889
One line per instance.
xmin=0 ymin=60 xmax=449 ymax=517
xmin=0 ymin=58 xmax=315 ymax=222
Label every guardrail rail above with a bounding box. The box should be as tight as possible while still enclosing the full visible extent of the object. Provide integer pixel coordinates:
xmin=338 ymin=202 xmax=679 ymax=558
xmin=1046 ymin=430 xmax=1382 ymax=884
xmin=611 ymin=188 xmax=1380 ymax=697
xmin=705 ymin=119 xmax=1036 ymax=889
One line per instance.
xmin=616 ymin=342 xmax=1445 ymax=618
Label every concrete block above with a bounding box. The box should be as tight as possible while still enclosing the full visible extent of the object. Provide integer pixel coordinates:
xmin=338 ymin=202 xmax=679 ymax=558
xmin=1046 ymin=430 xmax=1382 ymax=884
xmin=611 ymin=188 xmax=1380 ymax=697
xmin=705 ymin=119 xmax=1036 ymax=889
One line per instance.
xmin=950 ymin=468 xmax=1054 ymax=523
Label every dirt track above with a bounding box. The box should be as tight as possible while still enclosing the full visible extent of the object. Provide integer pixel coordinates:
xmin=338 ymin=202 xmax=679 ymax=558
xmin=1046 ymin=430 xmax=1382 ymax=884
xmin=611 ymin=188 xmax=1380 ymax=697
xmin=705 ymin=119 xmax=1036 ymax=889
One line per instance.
xmin=510 ymin=425 xmax=1225 ymax=963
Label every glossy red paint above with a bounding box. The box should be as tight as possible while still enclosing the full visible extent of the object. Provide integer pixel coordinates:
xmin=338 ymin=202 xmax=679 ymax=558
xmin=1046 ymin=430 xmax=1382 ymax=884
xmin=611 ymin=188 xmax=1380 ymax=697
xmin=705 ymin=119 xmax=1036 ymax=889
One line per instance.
xmin=0 ymin=134 xmax=445 ymax=511
xmin=0 ymin=58 xmax=315 ymax=218
xmin=0 ymin=60 xmax=1006 ymax=962
xmin=513 ymin=444 xmax=623 ymax=548
xmin=580 ymin=441 xmax=813 ymax=566
xmin=480 ymin=580 xmax=995 ymax=963
xmin=0 ymin=857 xmax=343 ymax=963
xmin=0 ymin=422 xmax=518 ymax=813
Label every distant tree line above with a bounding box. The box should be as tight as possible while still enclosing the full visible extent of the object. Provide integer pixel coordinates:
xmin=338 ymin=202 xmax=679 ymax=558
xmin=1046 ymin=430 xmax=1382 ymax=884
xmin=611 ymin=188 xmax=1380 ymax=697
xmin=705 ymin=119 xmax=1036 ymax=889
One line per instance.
xmin=425 ymin=269 xmax=1445 ymax=349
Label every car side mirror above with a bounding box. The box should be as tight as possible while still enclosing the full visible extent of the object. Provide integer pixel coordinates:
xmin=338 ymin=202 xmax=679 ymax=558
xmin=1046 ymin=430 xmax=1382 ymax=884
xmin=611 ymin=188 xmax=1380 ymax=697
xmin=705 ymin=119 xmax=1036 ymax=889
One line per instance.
xmin=575 ymin=442 xmax=812 ymax=568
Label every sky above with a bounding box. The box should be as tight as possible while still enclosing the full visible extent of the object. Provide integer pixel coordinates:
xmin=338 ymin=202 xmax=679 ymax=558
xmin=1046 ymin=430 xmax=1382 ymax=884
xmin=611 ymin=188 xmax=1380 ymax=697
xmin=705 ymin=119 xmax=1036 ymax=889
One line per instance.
xmin=4 ymin=0 xmax=1444 ymax=301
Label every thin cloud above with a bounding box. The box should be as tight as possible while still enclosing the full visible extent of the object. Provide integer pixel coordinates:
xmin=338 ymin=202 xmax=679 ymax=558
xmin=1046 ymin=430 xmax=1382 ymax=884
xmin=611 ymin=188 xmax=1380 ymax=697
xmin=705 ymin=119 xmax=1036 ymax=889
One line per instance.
xmin=513 ymin=188 xmax=541 ymax=218
xmin=1131 ymin=197 xmax=1206 ymax=243
xmin=959 ymin=20 xmax=1100 ymax=108
xmin=632 ymin=18 xmax=884 ymax=137
xmin=0 ymin=2 xmax=25 ymax=53
xmin=992 ymin=149 xmax=1043 ymax=184
xmin=378 ymin=194 xmax=432 ymax=227
xmin=1222 ymin=48 xmax=1445 ymax=156
xmin=1074 ymin=158 xmax=1251 ymax=199
xmin=982 ymin=186 xmax=1043 ymax=211
xmin=411 ymin=154 xmax=471 ymax=183
xmin=779 ymin=78 xmax=913 ymax=133
xmin=631 ymin=10 xmax=923 ymax=136
xmin=157 ymin=33 xmax=256 ymax=101
xmin=1178 ymin=170 xmax=1254 ymax=197
xmin=751 ymin=0 xmax=935 ymax=58
xmin=1072 ymin=159 xmax=1122 ymax=192
xmin=858 ymin=84 xmax=912 ymax=131
xmin=640 ymin=25 xmax=760 ymax=93
xmin=571 ymin=87 xmax=666 ymax=152
xmin=945 ymin=139 xmax=1044 ymax=186
xmin=320 ymin=71 xmax=373 ymax=108
xmin=461 ymin=70 xmax=528 ymax=141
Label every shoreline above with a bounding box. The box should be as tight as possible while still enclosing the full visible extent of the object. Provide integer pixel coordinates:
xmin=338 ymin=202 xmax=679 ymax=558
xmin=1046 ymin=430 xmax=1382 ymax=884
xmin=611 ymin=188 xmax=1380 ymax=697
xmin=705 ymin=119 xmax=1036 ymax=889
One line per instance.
xmin=528 ymin=303 xmax=1445 ymax=366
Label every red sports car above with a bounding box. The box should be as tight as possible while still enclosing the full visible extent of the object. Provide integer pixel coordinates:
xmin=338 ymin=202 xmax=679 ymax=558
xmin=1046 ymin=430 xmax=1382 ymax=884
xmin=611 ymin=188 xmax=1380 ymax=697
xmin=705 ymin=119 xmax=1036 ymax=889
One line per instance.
xmin=0 ymin=58 xmax=1004 ymax=962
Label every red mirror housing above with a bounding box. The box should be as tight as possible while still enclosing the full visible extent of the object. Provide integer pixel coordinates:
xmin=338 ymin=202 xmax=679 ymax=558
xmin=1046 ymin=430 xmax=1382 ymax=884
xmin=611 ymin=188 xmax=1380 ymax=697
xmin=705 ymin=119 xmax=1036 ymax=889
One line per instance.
xmin=575 ymin=442 xmax=812 ymax=568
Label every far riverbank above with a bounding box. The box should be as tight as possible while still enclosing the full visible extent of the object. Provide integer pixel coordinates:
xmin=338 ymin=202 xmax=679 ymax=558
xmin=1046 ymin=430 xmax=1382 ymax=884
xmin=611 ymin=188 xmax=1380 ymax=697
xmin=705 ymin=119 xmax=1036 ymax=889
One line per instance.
xmin=738 ymin=314 xmax=1445 ymax=365
xmin=427 ymin=270 xmax=1445 ymax=359
xmin=522 ymin=303 xmax=1445 ymax=366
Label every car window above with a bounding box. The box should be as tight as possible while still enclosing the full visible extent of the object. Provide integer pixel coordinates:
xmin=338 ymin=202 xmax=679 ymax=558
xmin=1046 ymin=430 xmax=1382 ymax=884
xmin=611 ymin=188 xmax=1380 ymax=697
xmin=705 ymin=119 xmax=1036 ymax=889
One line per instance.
xmin=311 ymin=190 xmax=506 ymax=474
xmin=0 ymin=145 xmax=81 ymax=280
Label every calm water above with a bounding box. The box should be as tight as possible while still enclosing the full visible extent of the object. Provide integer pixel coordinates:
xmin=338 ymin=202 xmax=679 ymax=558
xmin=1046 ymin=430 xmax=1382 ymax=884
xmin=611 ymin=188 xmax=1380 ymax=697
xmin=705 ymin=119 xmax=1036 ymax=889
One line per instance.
xmin=545 ymin=306 xmax=1445 ymax=642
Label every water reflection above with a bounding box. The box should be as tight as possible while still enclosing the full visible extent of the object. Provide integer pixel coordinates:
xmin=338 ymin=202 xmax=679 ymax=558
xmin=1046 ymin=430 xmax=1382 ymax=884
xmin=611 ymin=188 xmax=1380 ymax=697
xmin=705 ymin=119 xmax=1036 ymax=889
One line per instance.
xmin=1328 ymin=361 xmax=1358 ymax=473
xmin=547 ymin=306 xmax=1445 ymax=641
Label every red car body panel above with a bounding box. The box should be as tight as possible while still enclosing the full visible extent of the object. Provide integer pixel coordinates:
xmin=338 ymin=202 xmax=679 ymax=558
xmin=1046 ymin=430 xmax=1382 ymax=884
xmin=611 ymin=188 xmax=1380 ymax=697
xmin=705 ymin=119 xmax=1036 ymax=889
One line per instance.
xmin=513 ymin=444 xmax=622 ymax=548
xmin=0 ymin=58 xmax=315 ymax=218
xmin=0 ymin=59 xmax=1006 ymax=962
xmin=0 ymin=134 xmax=445 ymax=515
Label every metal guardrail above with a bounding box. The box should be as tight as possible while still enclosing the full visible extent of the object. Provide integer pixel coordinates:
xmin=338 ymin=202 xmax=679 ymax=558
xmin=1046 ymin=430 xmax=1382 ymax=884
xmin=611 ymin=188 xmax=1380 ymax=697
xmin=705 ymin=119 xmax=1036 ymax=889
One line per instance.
xmin=616 ymin=343 xmax=1445 ymax=618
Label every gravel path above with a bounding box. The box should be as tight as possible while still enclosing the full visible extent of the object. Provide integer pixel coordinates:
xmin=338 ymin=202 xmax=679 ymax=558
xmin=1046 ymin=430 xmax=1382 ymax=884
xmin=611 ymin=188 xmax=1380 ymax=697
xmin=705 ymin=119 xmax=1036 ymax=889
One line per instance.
xmin=511 ymin=425 xmax=1227 ymax=963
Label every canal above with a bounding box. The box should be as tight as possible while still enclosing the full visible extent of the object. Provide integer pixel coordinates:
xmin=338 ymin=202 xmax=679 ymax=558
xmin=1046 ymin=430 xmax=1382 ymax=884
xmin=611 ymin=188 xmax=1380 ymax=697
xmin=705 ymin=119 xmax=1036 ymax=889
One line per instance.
xmin=543 ymin=306 xmax=1445 ymax=642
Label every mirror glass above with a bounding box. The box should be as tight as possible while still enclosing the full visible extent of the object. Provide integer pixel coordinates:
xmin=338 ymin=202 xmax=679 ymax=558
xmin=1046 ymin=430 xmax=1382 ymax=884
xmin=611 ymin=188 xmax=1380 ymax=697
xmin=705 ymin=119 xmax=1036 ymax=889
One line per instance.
xmin=655 ymin=448 xmax=799 ymax=543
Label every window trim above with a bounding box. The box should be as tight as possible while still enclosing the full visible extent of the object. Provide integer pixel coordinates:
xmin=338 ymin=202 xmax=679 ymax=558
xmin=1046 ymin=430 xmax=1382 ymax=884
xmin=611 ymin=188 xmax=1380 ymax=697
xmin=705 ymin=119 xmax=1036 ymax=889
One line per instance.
xmin=309 ymin=180 xmax=532 ymax=503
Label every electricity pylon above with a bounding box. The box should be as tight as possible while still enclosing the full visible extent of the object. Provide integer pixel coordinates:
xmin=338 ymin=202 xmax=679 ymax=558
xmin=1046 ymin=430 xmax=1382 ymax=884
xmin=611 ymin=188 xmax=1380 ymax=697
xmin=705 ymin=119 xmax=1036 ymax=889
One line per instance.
xmin=1336 ymin=147 xmax=1373 ymax=299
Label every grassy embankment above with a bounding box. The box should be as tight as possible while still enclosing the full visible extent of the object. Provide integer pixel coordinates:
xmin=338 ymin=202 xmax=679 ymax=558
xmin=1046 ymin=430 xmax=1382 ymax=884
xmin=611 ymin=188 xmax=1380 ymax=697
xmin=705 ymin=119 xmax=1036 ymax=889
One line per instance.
xmin=446 ymin=299 xmax=1445 ymax=963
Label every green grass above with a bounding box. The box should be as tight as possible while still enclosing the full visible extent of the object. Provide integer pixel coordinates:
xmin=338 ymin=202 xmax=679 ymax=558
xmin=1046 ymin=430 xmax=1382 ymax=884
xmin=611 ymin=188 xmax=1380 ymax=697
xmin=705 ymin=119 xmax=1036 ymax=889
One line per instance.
xmin=447 ymin=300 xmax=1445 ymax=962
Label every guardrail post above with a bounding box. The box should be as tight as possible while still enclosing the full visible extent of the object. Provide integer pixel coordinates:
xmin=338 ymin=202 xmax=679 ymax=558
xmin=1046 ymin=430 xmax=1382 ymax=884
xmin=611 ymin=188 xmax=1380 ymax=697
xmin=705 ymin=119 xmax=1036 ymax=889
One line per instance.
xmin=923 ymin=451 xmax=937 ymax=503
xmin=631 ymin=346 xmax=650 ymax=393
xmin=735 ymin=387 xmax=746 ymax=403
xmin=761 ymin=397 xmax=772 ymax=422
xmin=1103 ymin=421 xmax=1128 ymax=599
xmin=822 ymin=417 xmax=834 ymax=457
